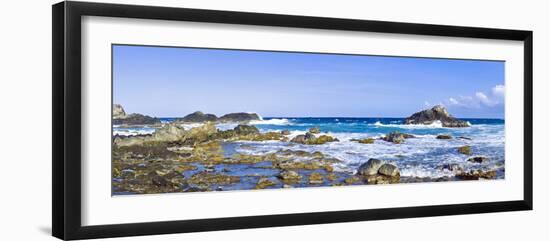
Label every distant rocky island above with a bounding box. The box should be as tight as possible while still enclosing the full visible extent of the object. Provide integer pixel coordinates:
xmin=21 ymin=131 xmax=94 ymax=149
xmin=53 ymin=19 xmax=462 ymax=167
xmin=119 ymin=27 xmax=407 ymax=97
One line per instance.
xmin=404 ymin=105 xmax=470 ymax=127
xmin=112 ymin=105 xmax=261 ymax=126
xmin=180 ymin=111 xmax=261 ymax=123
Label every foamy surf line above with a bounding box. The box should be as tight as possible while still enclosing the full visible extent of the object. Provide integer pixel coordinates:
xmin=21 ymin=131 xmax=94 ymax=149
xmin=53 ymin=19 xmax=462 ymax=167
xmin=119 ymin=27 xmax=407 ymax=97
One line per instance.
xmin=249 ymin=118 xmax=291 ymax=125
xmin=371 ymin=120 xmax=462 ymax=129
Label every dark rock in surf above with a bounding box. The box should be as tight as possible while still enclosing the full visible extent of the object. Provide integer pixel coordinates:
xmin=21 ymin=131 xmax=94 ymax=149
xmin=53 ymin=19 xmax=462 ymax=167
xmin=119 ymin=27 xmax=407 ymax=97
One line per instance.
xmin=467 ymin=156 xmax=489 ymax=163
xmin=378 ymin=164 xmax=400 ymax=177
xmin=436 ymin=134 xmax=453 ymax=139
xmin=357 ymin=158 xmax=385 ymax=176
xmin=381 ymin=131 xmax=415 ymax=144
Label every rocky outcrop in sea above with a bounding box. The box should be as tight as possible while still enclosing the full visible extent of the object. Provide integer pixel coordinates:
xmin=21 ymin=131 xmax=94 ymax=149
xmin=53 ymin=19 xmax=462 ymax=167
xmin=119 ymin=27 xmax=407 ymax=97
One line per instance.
xmin=404 ymin=105 xmax=470 ymax=127
xmin=218 ymin=112 xmax=261 ymax=122
xmin=179 ymin=111 xmax=218 ymax=122
xmin=112 ymin=104 xmax=161 ymax=125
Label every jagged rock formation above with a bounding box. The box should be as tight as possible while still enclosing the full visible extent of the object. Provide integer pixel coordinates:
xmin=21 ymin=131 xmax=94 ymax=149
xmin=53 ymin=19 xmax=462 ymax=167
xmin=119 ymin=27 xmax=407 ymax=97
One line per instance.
xmin=404 ymin=105 xmax=470 ymax=127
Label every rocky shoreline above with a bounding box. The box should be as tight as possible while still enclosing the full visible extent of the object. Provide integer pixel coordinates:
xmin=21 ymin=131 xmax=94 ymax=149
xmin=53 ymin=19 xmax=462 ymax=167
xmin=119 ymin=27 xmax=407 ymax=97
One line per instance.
xmin=111 ymin=104 xmax=502 ymax=195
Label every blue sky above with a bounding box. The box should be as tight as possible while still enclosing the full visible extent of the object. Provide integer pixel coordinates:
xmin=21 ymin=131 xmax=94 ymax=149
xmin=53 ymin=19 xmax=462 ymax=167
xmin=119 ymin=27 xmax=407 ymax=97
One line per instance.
xmin=113 ymin=45 xmax=505 ymax=118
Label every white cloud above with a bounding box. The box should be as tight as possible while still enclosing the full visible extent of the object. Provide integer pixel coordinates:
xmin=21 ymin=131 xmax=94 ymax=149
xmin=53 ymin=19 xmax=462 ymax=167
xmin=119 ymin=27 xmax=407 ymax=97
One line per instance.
xmin=492 ymin=84 xmax=505 ymax=98
xmin=475 ymin=92 xmax=494 ymax=106
xmin=444 ymin=85 xmax=504 ymax=109
xmin=448 ymin=97 xmax=459 ymax=105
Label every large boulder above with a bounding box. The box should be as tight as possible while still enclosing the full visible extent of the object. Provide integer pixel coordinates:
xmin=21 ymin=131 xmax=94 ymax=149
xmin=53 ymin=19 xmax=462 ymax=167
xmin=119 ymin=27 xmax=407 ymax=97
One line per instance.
xmin=381 ymin=131 xmax=415 ymax=144
xmin=150 ymin=124 xmax=187 ymax=142
xmin=112 ymin=113 xmax=161 ymax=125
xmin=113 ymin=104 xmax=126 ymax=119
xmin=218 ymin=112 xmax=261 ymax=122
xmin=357 ymin=158 xmax=385 ymax=175
xmin=290 ymin=133 xmax=338 ymax=145
xmin=404 ymin=105 xmax=470 ymax=128
xmin=114 ymin=122 xmax=217 ymax=146
xmin=378 ymin=164 xmax=400 ymax=177
xmin=181 ymin=122 xmax=217 ymax=145
xmin=180 ymin=111 xmax=218 ymax=122
xmin=233 ymin=124 xmax=260 ymax=135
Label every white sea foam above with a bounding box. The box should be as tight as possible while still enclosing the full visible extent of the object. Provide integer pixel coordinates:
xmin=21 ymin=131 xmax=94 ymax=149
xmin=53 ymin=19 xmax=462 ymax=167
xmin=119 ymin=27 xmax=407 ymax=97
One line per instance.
xmin=178 ymin=123 xmax=204 ymax=130
xmin=372 ymin=120 xmax=445 ymax=129
xmin=113 ymin=129 xmax=155 ymax=136
xmin=215 ymin=123 xmax=239 ymax=131
xmin=249 ymin=118 xmax=291 ymax=125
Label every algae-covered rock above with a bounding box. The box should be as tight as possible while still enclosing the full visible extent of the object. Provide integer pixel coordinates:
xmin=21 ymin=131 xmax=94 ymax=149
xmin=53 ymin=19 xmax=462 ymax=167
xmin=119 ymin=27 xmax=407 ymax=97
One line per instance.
xmin=309 ymin=127 xmax=321 ymax=134
xmin=365 ymin=174 xmax=400 ymax=184
xmin=344 ymin=176 xmax=362 ymax=185
xmin=290 ymin=133 xmax=338 ymax=145
xmin=255 ymin=177 xmax=277 ymax=189
xmin=436 ymin=134 xmax=453 ymax=140
xmin=308 ymin=172 xmax=324 ymax=184
xmin=327 ymin=173 xmax=338 ymax=182
xmin=456 ymin=169 xmax=496 ymax=180
xmin=278 ymin=170 xmax=302 ymax=182
xmin=234 ymin=124 xmax=260 ymax=135
xmin=381 ymin=131 xmax=415 ymax=144
xmin=352 ymin=138 xmax=375 ymax=144
xmin=150 ymin=124 xmax=187 ymax=142
xmin=181 ymin=122 xmax=217 ymax=145
xmin=458 ymin=145 xmax=472 ymax=155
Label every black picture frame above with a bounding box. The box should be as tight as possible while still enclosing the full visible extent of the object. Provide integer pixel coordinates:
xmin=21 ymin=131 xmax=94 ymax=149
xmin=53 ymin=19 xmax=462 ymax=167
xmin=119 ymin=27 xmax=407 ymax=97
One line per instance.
xmin=52 ymin=1 xmax=533 ymax=240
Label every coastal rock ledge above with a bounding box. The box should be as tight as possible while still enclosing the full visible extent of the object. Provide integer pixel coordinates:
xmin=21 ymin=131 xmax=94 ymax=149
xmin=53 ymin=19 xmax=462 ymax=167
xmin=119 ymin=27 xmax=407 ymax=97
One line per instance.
xmin=404 ymin=105 xmax=470 ymax=128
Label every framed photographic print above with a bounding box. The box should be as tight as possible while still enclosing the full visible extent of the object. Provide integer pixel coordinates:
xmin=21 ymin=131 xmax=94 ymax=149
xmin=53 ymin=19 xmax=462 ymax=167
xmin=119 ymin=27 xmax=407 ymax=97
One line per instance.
xmin=52 ymin=1 xmax=533 ymax=240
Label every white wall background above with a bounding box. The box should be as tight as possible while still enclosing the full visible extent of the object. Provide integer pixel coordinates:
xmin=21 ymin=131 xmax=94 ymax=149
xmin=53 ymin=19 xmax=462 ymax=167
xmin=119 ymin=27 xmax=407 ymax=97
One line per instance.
xmin=0 ymin=0 xmax=547 ymax=240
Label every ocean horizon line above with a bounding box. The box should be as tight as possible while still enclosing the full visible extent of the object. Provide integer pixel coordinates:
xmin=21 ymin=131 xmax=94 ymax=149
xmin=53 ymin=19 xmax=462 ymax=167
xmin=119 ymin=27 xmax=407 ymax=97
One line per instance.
xmin=152 ymin=116 xmax=505 ymax=121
